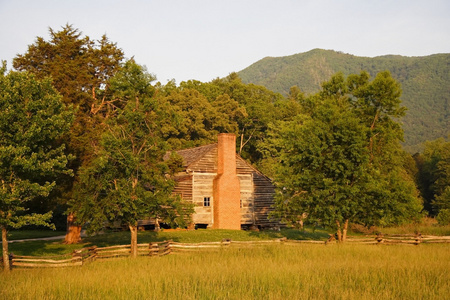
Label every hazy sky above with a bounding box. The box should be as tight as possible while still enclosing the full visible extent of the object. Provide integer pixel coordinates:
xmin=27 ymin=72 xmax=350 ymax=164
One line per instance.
xmin=1 ymin=0 xmax=449 ymax=83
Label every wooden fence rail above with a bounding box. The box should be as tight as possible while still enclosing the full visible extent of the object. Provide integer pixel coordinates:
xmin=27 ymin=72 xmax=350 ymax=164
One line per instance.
xmin=345 ymin=234 xmax=450 ymax=245
xmin=4 ymin=235 xmax=449 ymax=270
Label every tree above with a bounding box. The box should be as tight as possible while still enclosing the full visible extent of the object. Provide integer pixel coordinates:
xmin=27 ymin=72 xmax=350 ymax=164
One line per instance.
xmin=180 ymin=73 xmax=284 ymax=173
xmin=273 ymin=96 xmax=371 ymax=241
xmin=271 ymin=72 xmax=422 ymax=241
xmin=0 ymin=66 xmax=73 ymax=271
xmin=13 ymin=24 xmax=123 ymax=109
xmin=71 ymin=60 xmax=191 ymax=257
xmin=13 ymin=24 xmax=124 ymax=243
xmin=416 ymin=138 xmax=450 ymax=219
xmin=157 ymin=87 xmax=246 ymax=149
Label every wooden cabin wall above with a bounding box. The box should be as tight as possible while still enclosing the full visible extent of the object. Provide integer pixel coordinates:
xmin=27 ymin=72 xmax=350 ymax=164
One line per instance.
xmin=173 ymin=175 xmax=193 ymax=201
xmin=173 ymin=147 xmax=279 ymax=229
xmin=237 ymin=156 xmax=278 ymax=228
xmin=192 ymin=173 xmax=215 ymax=225
xmin=238 ymin=174 xmax=254 ymax=224
xmin=253 ymin=173 xmax=277 ymax=228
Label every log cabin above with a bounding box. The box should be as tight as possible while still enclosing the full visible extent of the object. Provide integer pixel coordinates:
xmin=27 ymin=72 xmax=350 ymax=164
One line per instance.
xmin=167 ymin=133 xmax=279 ymax=230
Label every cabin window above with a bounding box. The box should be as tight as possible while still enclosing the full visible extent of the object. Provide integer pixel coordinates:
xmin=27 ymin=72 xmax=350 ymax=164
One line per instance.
xmin=203 ymin=197 xmax=211 ymax=207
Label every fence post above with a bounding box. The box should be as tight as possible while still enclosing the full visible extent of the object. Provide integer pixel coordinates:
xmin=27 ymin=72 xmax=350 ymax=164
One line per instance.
xmin=221 ymin=238 xmax=231 ymax=247
xmin=414 ymin=233 xmax=422 ymax=245
xmin=89 ymin=246 xmax=98 ymax=262
xmin=8 ymin=253 xmax=14 ymax=269
xmin=72 ymin=249 xmax=81 ymax=265
xmin=166 ymin=240 xmax=173 ymax=255
xmin=325 ymin=234 xmax=335 ymax=245
xmin=376 ymin=233 xmax=384 ymax=244
xmin=149 ymin=242 xmax=159 ymax=256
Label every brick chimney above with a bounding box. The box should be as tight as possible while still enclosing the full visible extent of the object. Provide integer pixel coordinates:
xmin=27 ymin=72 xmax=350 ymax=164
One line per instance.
xmin=213 ymin=133 xmax=241 ymax=229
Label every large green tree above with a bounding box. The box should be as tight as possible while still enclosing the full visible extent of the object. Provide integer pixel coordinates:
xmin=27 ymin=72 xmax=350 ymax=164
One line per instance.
xmin=13 ymin=24 xmax=124 ymax=243
xmin=179 ymin=73 xmax=284 ymax=173
xmin=415 ymin=138 xmax=450 ymax=221
xmin=0 ymin=66 xmax=73 ymax=271
xmin=71 ymin=61 xmax=191 ymax=256
xmin=270 ymin=71 xmax=422 ymax=241
xmin=157 ymin=87 xmax=246 ymax=149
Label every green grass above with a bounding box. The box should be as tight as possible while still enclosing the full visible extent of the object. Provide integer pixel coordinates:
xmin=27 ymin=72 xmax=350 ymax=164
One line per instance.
xmin=6 ymin=227 xmax=330 ymax=257
xmin=377 ymin=218 xmax=450 ymax=236
xmin=1 ymin=244 xmax=449 ymax=299
xmin=6 ymin=220 xmax=450 ymax=257
xmin=7 ymin=230 xmax=66 ymax=240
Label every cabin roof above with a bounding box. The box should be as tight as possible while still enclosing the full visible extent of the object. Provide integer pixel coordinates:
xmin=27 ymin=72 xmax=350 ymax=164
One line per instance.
xmin=165 ymin=143 xmax=217 ymax=168
xmin=166 ymin=143 xmax=272 ymax=181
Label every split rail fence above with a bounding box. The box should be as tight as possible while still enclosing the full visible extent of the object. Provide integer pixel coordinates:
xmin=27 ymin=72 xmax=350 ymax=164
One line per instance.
xmin=2 ymin=234 xmax=449 ymax=270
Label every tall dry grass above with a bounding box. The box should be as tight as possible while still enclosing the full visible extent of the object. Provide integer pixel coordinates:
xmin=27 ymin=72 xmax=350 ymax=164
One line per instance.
xmin=1 ymin=243 xmax=449 ymax=299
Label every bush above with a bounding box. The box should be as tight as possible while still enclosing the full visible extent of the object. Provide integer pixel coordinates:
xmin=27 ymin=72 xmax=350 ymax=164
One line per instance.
xmin=436 ymin=209 xmax=450 ymax=225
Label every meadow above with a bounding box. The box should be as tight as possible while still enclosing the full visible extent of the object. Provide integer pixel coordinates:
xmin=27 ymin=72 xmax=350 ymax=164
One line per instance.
xmin=5 ymin=227 xmax=330 ymax=257
xmin=2 ymin=223 xmax=449 ymax=299
xmin=1 ymin=243 xmax=449 ymax=299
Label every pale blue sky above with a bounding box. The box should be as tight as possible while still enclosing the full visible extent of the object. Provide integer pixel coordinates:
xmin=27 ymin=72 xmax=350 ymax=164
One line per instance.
xmin=1 ymin=0 xmax=449 ymax=83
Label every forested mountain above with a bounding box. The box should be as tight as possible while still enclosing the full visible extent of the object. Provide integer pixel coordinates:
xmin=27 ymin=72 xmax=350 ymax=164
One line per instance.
xmin=238 ymin=49 xmax=449 ymax=153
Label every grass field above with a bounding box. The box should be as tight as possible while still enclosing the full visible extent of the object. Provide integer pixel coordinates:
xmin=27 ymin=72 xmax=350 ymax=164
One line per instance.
xmin=6 ymin=227 xmax=330 ymax=257
xmin=5 ymin=219 xmax=450 ymax=257
xmin=7 ymin=230 xmax=66 ymax=240
xmin=1 ymin=243 xmax=449 ymax=299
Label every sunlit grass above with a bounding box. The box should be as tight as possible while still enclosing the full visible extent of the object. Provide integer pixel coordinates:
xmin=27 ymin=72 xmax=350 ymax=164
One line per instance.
xmin=378 ymin=218 xmax=450 ymax=236
xmin=1 ymin=244 xmax=449 ymax=299
xmin=6 ymin=227 xmax=331 ymax=257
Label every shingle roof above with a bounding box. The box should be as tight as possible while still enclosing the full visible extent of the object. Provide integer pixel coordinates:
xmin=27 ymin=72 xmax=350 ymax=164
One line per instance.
xmin=165 ymin=142 xmax=272 ymax=180
xmin=166 ymin=143 xmax=217 ymax=168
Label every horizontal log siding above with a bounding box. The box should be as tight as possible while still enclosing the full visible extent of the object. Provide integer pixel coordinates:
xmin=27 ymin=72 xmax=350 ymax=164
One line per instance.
xmin=173 ymin=146 xmax=279 ymax=228
xmin=238 ymin=174 xmax=254 ymax=224
xmin=173 ymin=175 xmax=193 ymax=201
xmin=192 ymin=173 xmax=215 ymax=225
xmin=237 ymin=156 xmax=278 ymax=228
xmin=253 ymin=173 xmax=277 ymax=227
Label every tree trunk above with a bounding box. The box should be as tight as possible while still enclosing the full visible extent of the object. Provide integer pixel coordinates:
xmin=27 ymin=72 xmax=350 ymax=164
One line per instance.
xmin=129 ymin=224 xmax=138 ymax=258
xmin=342 ymin=219 xmax=349 ymax=243
xmin=154 ymin=218 xmax=160 ymax=232
xmin=336 ymin=220 xmax=342 ymax=242
xmin=336 ymin=219 xmax=349 ymax=243
xmin=64 ymin=213 xmax=82 ymax=244
xmin=1 ymin=225 xmax=10 ymax=272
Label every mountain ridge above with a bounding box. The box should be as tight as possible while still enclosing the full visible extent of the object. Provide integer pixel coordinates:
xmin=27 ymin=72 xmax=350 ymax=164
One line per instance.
xmin=238 ymin=49 xmax=449 ymax=153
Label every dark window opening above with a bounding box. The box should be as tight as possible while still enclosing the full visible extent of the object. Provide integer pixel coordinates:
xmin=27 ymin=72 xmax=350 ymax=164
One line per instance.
xmin=203 ymin=197 xmax=211 ymax=207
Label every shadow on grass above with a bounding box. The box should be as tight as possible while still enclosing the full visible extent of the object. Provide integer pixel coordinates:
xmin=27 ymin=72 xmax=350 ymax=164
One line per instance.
xmin=247 ymin=227 xmax=331 ymax=241
xmin=8 ymin=239 xmax=82 ymax=257
xmin=6 ymin=227 xmax=332 ymax=257
xmin=8 ymin=230 xmax=66 ymax=240
xmin=81 ymin=230 xmax=171 ymax=247
xmin=280 ymin=227 xmax=330 ymax=240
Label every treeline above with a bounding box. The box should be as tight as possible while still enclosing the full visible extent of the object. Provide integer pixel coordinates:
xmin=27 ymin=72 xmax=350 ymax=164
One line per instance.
xmin=238 ymin=49 xmax=450 ymax=153
xmin=1 ymin=26 xmax=449 ymax=267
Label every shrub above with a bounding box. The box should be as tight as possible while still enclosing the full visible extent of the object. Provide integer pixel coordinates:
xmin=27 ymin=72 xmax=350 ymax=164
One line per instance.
xmin=436 ymin=209 xmax=450 ymax=225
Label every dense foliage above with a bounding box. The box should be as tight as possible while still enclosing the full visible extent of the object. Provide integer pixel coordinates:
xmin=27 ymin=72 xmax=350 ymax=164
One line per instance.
xmin=415 ymin=138 xmax=450 ymax=224
xmin=70 ymin=61 xmax=192 ymax=255
xmin=238 ymin=49 xmax=450 ymax=153
xmin=13 ymin=25 xmax=124 ymax=236
xmin=1 ymin=25 xmax=447 ymax=255
xmin=0 ymin=66 xmax=73 ymax=269
xmin=267 ymin=71 xmax=423 ymax=240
